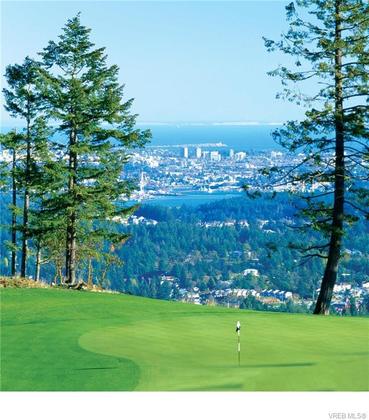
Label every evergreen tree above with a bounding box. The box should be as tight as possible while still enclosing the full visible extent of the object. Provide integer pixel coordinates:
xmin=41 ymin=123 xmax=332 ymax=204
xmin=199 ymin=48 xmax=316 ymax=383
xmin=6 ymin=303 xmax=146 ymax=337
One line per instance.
xmin=3 ymin=58 xmax=45 ymax=278
xmin=39 ymin=14 xmax=150 ymax=284
xmin=0 ymin=130 xmax=23 ymax=276
xmin=261 ymin=0 xmax=369 ymax=314
xmin=26 ymin=119 xmax=64 ymax=282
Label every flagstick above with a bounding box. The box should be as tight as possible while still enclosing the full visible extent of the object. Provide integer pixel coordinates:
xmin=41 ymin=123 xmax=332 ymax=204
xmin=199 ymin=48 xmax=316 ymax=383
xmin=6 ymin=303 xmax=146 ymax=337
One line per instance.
xmin=236 ymin=321 xmax=241 ymax=367
xmin=238 ymin=331 xmax=241 ymax=367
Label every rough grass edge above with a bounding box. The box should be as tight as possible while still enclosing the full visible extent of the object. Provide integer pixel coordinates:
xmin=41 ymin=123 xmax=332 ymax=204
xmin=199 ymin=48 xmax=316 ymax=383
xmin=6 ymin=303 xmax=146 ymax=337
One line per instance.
xmin=0 ymin=276 xmax=121 ymax=295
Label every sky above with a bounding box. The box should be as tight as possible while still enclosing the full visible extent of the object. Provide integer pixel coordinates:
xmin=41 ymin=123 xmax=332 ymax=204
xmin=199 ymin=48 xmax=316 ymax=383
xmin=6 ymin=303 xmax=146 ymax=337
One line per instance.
xmin=0 ymin=0 xmax=308 ymax=125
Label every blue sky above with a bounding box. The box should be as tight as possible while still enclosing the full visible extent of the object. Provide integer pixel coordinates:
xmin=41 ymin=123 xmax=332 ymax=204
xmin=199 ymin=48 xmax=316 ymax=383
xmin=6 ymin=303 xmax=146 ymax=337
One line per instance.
xmin=1 ymin=0 xmax=308 ymax=124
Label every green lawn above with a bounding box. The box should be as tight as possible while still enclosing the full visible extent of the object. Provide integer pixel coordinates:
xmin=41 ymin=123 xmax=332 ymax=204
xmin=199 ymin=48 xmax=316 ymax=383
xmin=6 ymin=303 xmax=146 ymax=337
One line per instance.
xmin=1 ymin=288 xmax=368 ymax=391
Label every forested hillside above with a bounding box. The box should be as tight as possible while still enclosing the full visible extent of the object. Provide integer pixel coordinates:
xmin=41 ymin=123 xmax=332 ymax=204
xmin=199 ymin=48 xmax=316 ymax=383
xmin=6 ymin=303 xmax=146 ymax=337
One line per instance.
xmin=2 ymin=193 xmax=368 ymax=301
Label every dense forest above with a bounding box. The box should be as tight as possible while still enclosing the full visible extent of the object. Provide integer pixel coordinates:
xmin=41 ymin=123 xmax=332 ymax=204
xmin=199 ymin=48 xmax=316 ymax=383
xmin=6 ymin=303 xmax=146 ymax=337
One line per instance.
xmin=117 ymin=196 xmax=369 ymax=299
xmin=2 ymin=193 xmax=368 ymax=301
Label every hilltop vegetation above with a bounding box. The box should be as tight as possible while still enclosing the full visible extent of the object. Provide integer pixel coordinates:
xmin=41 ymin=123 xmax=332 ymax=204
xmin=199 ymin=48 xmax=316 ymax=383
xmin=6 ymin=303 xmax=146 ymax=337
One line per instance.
xmin=119 ymin=196 xmax=368 ymax=295
xmin=1 ymin=194 xmax=369 ymax=313
xmin=115 ymin=197 xmax=369 ymax=314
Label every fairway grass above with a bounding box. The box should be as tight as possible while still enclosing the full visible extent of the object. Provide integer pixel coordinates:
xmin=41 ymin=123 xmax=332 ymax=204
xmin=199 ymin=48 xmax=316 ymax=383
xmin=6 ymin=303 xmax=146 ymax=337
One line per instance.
xmin=1 ymin=288 xmax=368 ymax=391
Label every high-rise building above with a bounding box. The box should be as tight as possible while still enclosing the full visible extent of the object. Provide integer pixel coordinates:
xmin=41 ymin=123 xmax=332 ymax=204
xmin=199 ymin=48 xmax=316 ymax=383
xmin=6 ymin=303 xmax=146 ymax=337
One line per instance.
xmin=235 ymin=151 xmax=247 ymax=161
xmin=139 ymin=171 xmax=148 ymax=198
xmin=195 ymin=147 xmax=202 ymax=159
xmin=182 ymin=146 xmax=189 ymax=159
xmin=229 ymin=149 xmax=234 ymax=159
xmin=210 ymin=151 xmax=221 ymax=161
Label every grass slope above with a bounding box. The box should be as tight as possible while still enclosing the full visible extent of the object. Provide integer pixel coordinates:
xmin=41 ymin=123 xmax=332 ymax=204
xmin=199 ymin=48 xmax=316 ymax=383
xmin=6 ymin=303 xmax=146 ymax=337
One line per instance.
xmin=1 ymin=288 xmax=368 ymax=391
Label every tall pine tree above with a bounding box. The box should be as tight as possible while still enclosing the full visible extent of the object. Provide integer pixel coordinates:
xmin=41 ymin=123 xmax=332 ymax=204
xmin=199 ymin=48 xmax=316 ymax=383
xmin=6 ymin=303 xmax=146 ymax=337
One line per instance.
xmin=3 ymin=58 xmax=45 ymax=278
xmin=0 ymin=130 xmax=24 ymax=276
xmin=262 ymin=0 xmax=369 ymax=314
xmin=39 ymin=14 xmax=150 ymax=284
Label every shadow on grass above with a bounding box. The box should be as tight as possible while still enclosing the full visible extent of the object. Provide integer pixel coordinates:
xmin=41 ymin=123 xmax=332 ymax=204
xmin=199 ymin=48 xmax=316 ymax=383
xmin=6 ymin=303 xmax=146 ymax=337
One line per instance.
xmin=225 ymin=362 xmax=316 ymax=369
xmin=75 ymin=366 xmax=119 ymax=371
xmin=183 ymin=383 xmax=245 ymax=391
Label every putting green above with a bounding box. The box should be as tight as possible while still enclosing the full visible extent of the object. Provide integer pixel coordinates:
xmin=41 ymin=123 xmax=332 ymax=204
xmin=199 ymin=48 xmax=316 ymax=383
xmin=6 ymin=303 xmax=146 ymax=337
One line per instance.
xmin=79 ymin=312 xmax=369 ymax=391
xmin=1 ymin=288 xmax=368 ymax=391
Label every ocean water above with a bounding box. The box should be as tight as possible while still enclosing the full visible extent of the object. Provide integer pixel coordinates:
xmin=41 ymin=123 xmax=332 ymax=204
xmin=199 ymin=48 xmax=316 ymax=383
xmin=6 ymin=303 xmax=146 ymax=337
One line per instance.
xmin=1 ymin=123 xmax=281 ymax=152
xmin=140 ymin=191 xmax=245 ymax=207
xmin=138 ymin=123 xmax=281 ymax=151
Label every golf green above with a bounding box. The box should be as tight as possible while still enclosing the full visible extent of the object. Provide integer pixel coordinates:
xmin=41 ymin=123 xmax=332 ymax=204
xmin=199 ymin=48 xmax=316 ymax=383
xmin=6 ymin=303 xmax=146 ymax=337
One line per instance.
xmin=1 ymin=288 xmax=368 ymax=391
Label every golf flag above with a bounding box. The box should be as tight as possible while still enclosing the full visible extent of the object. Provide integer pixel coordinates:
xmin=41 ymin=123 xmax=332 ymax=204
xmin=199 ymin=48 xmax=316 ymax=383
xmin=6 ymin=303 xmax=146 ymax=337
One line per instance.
xmin=236 ymin=320 xmax=241 ymax=334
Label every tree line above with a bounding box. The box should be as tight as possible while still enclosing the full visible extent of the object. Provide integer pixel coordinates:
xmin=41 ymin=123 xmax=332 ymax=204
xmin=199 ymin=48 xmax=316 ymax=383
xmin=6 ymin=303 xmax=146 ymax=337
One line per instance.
xmin=0 ymin=14 xmax=150 ymax=284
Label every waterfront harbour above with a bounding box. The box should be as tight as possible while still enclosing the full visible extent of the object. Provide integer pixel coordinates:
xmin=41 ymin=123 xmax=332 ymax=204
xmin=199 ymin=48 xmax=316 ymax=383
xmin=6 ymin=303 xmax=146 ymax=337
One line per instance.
xmin=124 ymin=143 xmax=335 ymax=204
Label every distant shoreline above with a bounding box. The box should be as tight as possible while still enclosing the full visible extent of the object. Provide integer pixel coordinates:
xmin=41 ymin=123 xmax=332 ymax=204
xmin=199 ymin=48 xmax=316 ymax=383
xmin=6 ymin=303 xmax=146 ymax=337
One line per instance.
xmin=1 ymin=123 xmax=280 ymax=151
xmin=136 ymin=190 xmax=245 ymax=207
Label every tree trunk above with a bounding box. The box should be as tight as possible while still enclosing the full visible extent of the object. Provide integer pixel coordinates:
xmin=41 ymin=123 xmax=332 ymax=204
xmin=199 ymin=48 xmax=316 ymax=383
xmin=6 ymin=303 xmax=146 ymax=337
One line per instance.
xmin=35 ymin=242 xmax=41 ymax=282
xmin=53 ymin=267 xmax=58 ymax=284
xmin=314 ymin=0 xmax=344 ymax=315
xmin=20 ymin=119 xmax=31 ymax=278
xmin=58 ymin=266 xmax=63 ymax=284
xmin=69 ymin=210 xmax=77 ymax=284
xmin=66 ymin=128 xmax=77 ymax=284
xmin=20 ymin=191 xmax=29 ymax=277
xmin=87 ymin=258 xmax=93 ymax=287
xmin=54 ymin=260 xmax=63 ymax=285
xmin=11 ymin=147 xmax=17 ymax=277
xmin=65 ymin=225 xmax=71 ymax=281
